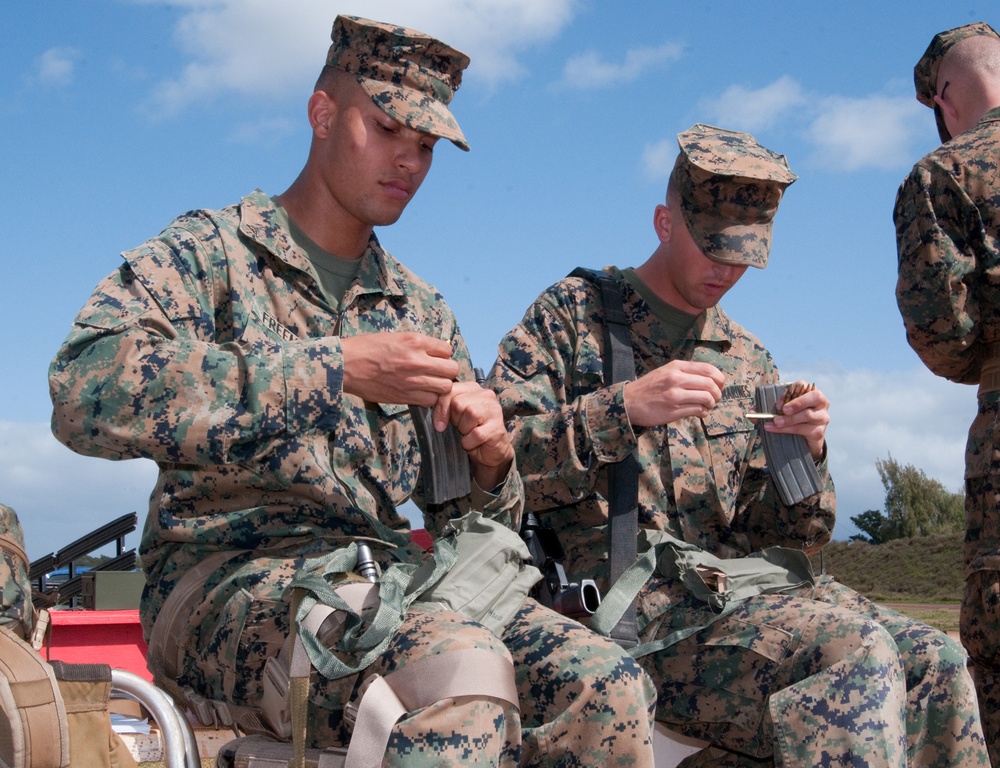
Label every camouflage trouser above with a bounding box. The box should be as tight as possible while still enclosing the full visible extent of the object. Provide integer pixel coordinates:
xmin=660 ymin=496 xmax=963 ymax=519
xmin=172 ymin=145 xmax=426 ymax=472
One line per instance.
xmin=963 ymin=570 xmax=1000 ymax=768
xmin=963 ymin=473 xmax=1000 ymax=766
xmin=634 ymin=573 xmax=988 ymax=767
xmin=164 ymin=552 xmax=656 ymax=767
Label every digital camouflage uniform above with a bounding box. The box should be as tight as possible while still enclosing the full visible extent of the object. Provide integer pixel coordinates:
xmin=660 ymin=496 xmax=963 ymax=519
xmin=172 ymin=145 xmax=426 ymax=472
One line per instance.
xmin=47 ymin=189 xmax=656 ymax=766
xmin=47 ymin=16 xmax=656 ymax=767
xmin=491 ymin=125 xmax=989 ymax=766
xmin=895 ymin=21 xmax=1000 ymax=764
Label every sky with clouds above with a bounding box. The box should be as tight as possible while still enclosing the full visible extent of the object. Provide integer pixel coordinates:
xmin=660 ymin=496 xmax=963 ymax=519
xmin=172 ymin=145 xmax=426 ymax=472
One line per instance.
xmin=1 ymin=1 xmax=992 ymax=560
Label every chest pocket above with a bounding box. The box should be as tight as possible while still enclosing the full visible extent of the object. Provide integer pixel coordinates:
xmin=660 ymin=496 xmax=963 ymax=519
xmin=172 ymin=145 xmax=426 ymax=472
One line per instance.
xmin=702 ymin=396 xmax=756 ymax=513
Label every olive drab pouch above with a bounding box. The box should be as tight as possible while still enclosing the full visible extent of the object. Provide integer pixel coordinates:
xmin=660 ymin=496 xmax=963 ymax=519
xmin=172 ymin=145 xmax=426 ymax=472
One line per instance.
xmin=264 ymin=527 xmax=523 ymax=768
xmin=287 ymin=510 xmax=540 ymax=685
xmin=409 ymin=510 xmax=542 ymax=636
xmin=0 ymin=504 xmax=37 ymax=643
xmin=660 ymin=539 xmax=815 ymax=613
xmin=49 ymin=661 xmax=138 ymax=768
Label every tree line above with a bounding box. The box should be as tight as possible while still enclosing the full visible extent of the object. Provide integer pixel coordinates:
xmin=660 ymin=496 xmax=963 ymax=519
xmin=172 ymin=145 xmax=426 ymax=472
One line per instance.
xmin=849 ymin=455 xmax=964 ymax=544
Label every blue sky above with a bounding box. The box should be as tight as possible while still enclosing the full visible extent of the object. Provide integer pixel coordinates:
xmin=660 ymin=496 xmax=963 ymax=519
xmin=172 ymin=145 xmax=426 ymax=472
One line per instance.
xmin=1 ymin=0 xmax=992 ymax=559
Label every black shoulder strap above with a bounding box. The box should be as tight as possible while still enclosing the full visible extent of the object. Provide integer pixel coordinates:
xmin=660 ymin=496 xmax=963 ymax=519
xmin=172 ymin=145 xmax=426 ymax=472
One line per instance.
xmin=568 ymin=268 xmax=639 ymax=648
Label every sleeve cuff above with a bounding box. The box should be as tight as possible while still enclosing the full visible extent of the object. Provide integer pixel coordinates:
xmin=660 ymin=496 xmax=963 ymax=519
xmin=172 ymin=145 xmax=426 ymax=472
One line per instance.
xmin=470 ymin=462 xmax=521 ymax=509
xmin=580 ymin=382 xmax=638 ymax=463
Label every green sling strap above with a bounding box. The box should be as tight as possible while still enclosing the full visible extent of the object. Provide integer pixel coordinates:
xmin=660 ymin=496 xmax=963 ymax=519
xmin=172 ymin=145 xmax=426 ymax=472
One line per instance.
xmin=282 ymin=512 xmax=535 ymax=768
xmin=289 ymin=542 xmax=446 ymax=683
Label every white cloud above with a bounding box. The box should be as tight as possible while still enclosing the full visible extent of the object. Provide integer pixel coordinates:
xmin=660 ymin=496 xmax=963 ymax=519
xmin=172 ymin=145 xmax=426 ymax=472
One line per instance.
xmin=700 ymin=75 xmax=807 ymax=132
xmin=418 ymin=0 xmax=576 ymax=82
xmin=806 ymin=94 xmax=925 ymax=171
xmin=0 ymin=422 xmax=157 ymax=562
xmin=34 ymin=47 xmax=81 ymax=88
xmin=691 ymin=76 xmax=928 ymax=173
xmin=640 ymin=137 xmax=678 ymax=181
xmin=558 ymin=43 xmax=683 ymax=89
xmin=139 ymin=0 xmax=576 ymax=118
xmin=642 ymin=74 xmax=800 ymax=177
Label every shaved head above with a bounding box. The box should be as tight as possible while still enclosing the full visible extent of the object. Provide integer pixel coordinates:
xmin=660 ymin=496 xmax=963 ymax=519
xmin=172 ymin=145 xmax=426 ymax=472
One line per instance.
xmin=936 ymin=33 xmax=1000 ymax=138
xmin=315 ymin=65 xmax=357 ymax=99
xmin=939 ymin=33 xmax=1000 ymax=87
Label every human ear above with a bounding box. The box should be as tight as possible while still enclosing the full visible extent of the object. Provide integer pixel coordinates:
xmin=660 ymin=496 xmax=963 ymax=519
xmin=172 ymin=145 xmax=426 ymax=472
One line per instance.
xmin=307 ymin=90 xmax=335 ymax=138
xmin=653 ymin=203 xmax=673 ymax=244
xmin=933 ymin=84 xmax=960 ymax=125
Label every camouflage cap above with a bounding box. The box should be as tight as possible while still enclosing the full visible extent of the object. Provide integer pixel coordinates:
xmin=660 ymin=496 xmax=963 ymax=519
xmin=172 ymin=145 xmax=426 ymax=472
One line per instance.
xmin=326 ymin=15 xmax=471 ymax=151
xmin=669 ymin=124 xmax=797 ymax=269
xmin=913 ymin=22 xmax=1000 ymax=142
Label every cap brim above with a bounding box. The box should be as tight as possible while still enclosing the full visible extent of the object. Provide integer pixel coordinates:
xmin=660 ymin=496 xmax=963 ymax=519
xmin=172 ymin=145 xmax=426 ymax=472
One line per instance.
xmin=360 ymin=79 xmax=470 ymax=151
xmin=689 ymin=218 xmax=771 ymax=269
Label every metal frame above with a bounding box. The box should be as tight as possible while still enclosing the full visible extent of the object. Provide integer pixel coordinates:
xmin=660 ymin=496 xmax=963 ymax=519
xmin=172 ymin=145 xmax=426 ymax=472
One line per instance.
xmin=110 ymin=668 xmax=201 ymax=768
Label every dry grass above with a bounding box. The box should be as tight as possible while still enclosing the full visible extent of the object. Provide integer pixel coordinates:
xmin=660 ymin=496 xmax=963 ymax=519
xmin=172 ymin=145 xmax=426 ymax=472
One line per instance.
xmin=808 ymin=534 xmax=964 ymax=634
xmin=811 ymin=534 xmax=964 ymax=602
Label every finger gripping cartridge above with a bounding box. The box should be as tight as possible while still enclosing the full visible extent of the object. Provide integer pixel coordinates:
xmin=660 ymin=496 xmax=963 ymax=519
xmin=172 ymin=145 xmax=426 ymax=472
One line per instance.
xmin=754 ymin=383 xmax=823 ymax=506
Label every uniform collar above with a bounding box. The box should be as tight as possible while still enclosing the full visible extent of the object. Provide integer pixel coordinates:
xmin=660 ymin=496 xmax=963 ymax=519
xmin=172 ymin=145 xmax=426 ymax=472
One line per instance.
xmin=690 ymin=305 xmax=735 ymax=347
xmin=979 ymin=105 xmax=1000 ymax=126
xmin=612 ymin=265 xmax=734 ymax=348
xmin=237 ymin=189 xmax=409 ymax=300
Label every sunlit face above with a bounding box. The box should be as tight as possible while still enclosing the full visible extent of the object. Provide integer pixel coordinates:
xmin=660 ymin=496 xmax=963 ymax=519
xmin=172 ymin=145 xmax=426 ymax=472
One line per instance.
xmin=658 ymin=201 xmax=748 ymax=314
xmin=315 ymin=84 xmax=439 ymax=233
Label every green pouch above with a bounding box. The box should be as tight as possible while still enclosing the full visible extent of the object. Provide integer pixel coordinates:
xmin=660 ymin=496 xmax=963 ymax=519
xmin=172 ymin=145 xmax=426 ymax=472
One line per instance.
xmin=591 ymin=529 xmax=815 ymax=657
xmin=662 ymin=540 xmax=815 ymax=612
xmin=288 ymin=543 xmax=441 ymax=682
xmin=290 ymin=512 xmax=540 ymax=682
xmin=410 ymin=510 xmax=542 ymax=636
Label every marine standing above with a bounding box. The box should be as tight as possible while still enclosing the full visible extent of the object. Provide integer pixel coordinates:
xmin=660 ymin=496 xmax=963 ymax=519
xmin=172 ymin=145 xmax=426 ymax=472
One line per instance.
xmin=895 ymin=20 xmax=1000 ymax=764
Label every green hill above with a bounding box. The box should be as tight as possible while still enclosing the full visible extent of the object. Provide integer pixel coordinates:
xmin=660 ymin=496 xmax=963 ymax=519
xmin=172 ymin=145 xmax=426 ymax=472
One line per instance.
xmin=807 ymin=534 xmax=965 ymax=633
xmin=811 ymin=534 xmax=965 ymax=602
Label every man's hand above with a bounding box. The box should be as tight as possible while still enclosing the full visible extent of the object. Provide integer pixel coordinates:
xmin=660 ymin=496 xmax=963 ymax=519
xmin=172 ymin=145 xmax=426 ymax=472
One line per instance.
xmin=436 ymin=380 xmax=514 ymax=491
xmin=342 ymin=333 xmax=460 ymax=406
xmin=341 ymin=333 xmax=513 ymax=490
xmin=765 ymin=380 xmax=830 ymax=461
xmin=623 ymin=360 xmax=727 ymax=427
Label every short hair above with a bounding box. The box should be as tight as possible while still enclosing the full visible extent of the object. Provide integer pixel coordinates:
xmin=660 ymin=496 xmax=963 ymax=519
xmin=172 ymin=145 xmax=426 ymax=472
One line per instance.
xmin=314 ymin=64 xmax=353 ymax=96
xmin=944 ymin=34 xmax=1000 ymax=83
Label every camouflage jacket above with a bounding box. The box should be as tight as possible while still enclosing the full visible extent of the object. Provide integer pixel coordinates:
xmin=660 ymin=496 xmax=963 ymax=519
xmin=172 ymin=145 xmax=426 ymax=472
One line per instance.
xmin=489 ymin=267 xmax=834 ymax=589
xmin=895 ymin=107 xmax=1000 ymax=479
xmin=49 ymin=190 xmax=522 ymax=610
xmin=895 ymin=106 xmax=1000 ymax=385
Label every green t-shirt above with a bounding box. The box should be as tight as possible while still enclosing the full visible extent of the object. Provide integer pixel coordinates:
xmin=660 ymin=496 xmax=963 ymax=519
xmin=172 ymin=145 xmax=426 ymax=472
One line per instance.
xmin=621 ymin=267 xmax=697 ymax=350
xmin=271 ymin=197 xmax=361 ymax=311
